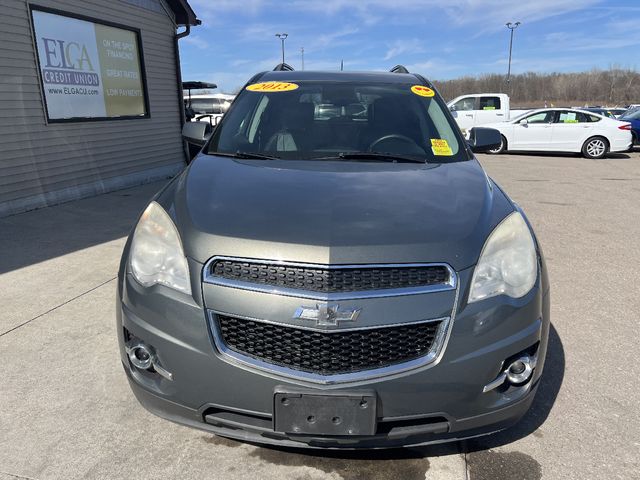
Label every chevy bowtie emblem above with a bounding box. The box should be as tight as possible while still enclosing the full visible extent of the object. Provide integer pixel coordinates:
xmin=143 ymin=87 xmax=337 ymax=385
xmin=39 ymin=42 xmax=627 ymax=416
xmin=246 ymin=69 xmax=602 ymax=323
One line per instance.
xmin=293 ymin=304 xmax=361 ymax=327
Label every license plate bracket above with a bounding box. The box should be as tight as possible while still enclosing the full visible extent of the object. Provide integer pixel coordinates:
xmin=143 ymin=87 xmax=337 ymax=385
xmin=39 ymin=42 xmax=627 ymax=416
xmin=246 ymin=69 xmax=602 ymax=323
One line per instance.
xmin=273 ymin=391 xmax=377 ymax=436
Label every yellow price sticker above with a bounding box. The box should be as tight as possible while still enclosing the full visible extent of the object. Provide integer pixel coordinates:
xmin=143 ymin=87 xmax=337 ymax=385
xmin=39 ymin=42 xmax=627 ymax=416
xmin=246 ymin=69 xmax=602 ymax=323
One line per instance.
xmin=431 ymin=138 xmax=453 ymax=156
xmin=246 ymin=81 xmax=299 ymax=92
xmin=411 ymin=85 xmax=435 ymax=97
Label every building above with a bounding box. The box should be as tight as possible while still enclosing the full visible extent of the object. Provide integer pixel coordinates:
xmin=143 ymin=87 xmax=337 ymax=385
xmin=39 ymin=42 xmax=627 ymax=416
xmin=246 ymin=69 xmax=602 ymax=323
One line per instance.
xmin=0 ymin=0 xmax=199 ymax=217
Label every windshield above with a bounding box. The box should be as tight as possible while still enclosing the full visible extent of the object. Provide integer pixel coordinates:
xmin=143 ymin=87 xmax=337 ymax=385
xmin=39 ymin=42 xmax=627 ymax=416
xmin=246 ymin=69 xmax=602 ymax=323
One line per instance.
xmin=206 ymin=80 xmax=467 ymax=163
xmin=622 ymin=108 xmax=640 ymax=120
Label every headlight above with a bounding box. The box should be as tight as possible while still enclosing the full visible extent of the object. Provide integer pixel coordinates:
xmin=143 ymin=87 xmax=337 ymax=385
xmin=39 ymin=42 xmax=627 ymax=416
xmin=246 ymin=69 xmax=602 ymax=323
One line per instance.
xmin=129 ymin=201 xmax=191 ymax=295
xmin=468 ymin=212 xmax=537 ymax=303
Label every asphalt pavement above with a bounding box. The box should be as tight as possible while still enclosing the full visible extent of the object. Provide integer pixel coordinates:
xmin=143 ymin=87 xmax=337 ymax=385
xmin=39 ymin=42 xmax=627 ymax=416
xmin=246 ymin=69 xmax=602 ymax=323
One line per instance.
xmin=1 ymin=149 xmax=639 ymax=479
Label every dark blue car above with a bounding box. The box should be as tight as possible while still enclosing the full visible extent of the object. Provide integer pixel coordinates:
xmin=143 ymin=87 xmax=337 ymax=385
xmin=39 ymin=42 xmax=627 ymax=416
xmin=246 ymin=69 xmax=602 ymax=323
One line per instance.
xmin=620 ymin=108 xmax=640 ymax=145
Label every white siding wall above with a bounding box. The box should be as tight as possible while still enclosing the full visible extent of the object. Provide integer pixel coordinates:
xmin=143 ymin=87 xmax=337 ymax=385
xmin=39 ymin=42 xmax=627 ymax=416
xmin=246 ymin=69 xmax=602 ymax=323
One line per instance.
xmin=0 ymin=0 xmax=186 ymax=217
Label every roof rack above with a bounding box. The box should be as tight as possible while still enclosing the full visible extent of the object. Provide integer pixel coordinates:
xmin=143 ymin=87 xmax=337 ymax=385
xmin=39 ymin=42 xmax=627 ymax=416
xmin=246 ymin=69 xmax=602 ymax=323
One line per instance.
xmin=390 ymin=65 xmax=409 ymax=74
xmin=273 ymin=63 xmax=295 ymax=71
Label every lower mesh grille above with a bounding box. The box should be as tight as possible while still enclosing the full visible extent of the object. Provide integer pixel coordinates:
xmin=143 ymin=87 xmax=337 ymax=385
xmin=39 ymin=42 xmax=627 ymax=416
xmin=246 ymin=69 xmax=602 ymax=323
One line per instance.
xmin=215 ymin=315 xmax=444 ymax=375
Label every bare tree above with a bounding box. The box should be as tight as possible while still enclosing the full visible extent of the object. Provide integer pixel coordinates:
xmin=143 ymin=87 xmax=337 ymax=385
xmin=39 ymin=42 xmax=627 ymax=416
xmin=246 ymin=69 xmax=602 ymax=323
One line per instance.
xmin=433 ymin=67 xmax=640 ymax=107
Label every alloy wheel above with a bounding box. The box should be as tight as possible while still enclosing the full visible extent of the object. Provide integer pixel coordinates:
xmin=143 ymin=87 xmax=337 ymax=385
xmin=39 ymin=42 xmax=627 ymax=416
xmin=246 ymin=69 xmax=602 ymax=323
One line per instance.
xmin=587 ymin=139 xmax=606 ymax=157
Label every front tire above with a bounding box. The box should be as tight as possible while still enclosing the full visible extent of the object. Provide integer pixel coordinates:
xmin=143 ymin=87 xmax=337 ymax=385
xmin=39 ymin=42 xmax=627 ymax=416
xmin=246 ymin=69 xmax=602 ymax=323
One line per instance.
xmin=487 ymin=135 xmax=507 ymax=154
xmin=582 ymin=136 xmax=608 ymax=159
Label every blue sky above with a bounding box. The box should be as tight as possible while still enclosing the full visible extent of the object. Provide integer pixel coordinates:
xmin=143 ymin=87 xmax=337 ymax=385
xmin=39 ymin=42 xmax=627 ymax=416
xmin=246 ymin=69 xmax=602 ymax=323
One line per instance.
xmin=179 ymin=0 xmax=640 ymax=93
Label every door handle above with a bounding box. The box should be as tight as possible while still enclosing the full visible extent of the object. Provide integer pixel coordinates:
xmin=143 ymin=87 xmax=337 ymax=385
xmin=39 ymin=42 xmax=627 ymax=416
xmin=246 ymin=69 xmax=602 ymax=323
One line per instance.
xmin=465 ymin=114 xmax=474 ymax=117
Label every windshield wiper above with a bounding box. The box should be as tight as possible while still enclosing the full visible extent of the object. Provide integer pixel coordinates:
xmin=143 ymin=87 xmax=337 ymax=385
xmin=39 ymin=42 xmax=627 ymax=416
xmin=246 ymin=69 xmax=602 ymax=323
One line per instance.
xmin=316 ymin=152 xmax=426 ymax=164
xmin=211 ymin=151 xmax=280 ymax=160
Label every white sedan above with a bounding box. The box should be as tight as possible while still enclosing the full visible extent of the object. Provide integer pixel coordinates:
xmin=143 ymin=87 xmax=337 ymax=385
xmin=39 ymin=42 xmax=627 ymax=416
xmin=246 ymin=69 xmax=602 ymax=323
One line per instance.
xmin=482 ymin=108 xmax=633 ymax=159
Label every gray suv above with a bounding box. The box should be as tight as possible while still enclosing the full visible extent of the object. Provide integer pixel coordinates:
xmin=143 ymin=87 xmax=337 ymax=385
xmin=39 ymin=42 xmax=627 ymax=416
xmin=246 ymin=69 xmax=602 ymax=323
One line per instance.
xmin=117 ymin=66 xmax=550 ymax=449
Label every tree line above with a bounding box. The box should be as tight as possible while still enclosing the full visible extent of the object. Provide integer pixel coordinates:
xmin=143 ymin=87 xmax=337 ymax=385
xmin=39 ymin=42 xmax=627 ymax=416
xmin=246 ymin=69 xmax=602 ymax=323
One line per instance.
xmin=433 ymin=68 xmax=640 ymax=107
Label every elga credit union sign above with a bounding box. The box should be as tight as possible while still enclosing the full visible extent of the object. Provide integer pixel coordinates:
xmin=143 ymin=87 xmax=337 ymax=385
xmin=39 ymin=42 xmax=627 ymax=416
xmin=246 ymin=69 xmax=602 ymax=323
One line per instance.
xmin=31 ymin=9 xmax=148 ymax=121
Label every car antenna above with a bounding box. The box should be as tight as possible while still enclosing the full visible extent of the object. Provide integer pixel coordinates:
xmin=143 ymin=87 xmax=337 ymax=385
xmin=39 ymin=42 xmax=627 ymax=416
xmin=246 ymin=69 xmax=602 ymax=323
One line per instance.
xmin=390 ymin=65 xmax=409 ymax=74
xmin=340 ymin=59 xmax=344 ymax=71
xmin=273 ymin=63 xmax=295 ymax=71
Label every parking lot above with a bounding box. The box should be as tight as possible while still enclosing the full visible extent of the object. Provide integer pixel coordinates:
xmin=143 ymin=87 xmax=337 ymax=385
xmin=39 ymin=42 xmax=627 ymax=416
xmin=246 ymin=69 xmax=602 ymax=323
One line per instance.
xmin=1 ymin=150 xmax=639 ymax=480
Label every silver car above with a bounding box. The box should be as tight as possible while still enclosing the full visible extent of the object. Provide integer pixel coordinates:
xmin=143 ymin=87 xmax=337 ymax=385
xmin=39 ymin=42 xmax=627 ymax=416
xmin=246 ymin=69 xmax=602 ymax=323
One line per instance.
xmin=117 ymin=67 xmax=550 ymax=449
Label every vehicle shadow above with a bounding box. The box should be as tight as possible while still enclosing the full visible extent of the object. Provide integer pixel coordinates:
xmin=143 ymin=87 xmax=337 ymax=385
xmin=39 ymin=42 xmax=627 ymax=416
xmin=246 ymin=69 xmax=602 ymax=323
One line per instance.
xmin=459 ymin=323 xmax=564 ymax=452
xmin=491 ymin=151 xmax=631 ymax=160
xmin=223 ymin=323 xmax=564 ymax=469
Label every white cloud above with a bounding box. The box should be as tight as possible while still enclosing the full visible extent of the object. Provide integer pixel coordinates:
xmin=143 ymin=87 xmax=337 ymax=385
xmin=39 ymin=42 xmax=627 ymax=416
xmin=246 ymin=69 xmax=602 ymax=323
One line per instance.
xmin=310 ymin=27 xmax=360 ymax=50
xmin=383 ymin=39 xmax=424 ymax=61
xmin=180 ymin=36 xmax=209 ymax=49
xmin=290 ymin=0 xmax=603 ymax=31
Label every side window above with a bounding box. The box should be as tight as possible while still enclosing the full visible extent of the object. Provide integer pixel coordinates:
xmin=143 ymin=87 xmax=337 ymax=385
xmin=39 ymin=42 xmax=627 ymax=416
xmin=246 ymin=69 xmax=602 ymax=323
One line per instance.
xmin=452 ymin=97 xmax=476 ymax=111
xmin=523 ymin=112 xmax=553 ymax=124
xmin=479 ymin=96 xmax=501 ymax=110
xmin=587 ymin=114 xmax=601 ymax=122
xmin=556 ymin=111 xmax=586 ymax=123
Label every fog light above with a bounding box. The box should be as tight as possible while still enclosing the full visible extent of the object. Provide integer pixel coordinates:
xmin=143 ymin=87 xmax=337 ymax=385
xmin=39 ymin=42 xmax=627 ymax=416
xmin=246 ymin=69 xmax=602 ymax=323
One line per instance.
xmin=483 ymin=352 xmax=538 ymax=392
xmin=128 ymin=342 xmax=154 ymax=370
xmin=506 ymin=356 xmax=534 ymax=385
xmin=125 ymin=340 xmax=174 ymax=381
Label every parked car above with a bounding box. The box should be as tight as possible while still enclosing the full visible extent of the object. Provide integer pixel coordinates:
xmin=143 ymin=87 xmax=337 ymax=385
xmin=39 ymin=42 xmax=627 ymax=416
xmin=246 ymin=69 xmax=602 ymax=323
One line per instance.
xmin=447 ymin=93 xmax=530 ymax=133
xmin=482 ymin=108 xmax=632 ymax=158
xmin=118 ymin=66 xmax=550 ymax=449
xmin=608 ymin=108 xmax=628 ymax=118
xmin=581 ymin=107 xmax=620 ymax=119
xmin=619 ymin=108 xmax=640 ymax=145
xmin=184 ymin=94 xmax=234 ymax=122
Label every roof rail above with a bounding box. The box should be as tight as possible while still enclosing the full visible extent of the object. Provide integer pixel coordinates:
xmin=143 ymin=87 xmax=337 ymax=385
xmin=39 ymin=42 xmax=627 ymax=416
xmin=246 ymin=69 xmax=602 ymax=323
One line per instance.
xmin=390 ymin=65 xmax=410 ymax=74
xmin=273 ymin=63 xmax=295 ymax=71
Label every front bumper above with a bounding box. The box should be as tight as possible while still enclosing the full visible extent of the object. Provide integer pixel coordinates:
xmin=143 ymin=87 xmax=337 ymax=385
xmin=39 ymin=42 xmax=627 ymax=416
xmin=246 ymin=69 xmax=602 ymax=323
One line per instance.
xmin=125 ymin=366 xmax=539 ymax=449
xmin=117 ymin=262 xmax=550 ymax=449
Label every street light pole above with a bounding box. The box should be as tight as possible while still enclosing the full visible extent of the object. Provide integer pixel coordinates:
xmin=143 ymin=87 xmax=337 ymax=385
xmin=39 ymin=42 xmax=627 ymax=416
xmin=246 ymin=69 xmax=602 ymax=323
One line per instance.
xmin=275 ymin=33 xmax=288 ymax=64
xmin=505 ymin=22 xmax=521 ymax=85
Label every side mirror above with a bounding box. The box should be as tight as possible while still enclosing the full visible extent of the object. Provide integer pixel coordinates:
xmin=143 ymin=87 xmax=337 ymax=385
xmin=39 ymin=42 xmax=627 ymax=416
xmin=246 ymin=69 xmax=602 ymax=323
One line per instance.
xmin=449 ymin=105 xmax=457 ymax=112
xmin=182 ymin=121 xmax=212 ymax=147
xmin=467 ymin=127 xmax=502 ymax=153
xmin=519 ymin=118 xmax=528 ymax=125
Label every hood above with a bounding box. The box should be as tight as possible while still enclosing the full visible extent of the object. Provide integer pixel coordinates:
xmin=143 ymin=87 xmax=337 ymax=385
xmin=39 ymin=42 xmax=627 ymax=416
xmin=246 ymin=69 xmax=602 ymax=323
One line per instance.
xmin=164 ymin=155 xmax=514 ymax=271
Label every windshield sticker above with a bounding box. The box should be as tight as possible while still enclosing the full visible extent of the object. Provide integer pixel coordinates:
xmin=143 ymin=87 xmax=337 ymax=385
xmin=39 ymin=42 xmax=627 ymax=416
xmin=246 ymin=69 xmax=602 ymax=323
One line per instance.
xmin=483 ymin=106 xmax=496 ymax=110
xmin=246 ymin=81 xmax=299 ymax=92
xmin=431 ymin=138 xmax=453 ymax=156
xmin=411 ymin=85 xmax=435 ymax=97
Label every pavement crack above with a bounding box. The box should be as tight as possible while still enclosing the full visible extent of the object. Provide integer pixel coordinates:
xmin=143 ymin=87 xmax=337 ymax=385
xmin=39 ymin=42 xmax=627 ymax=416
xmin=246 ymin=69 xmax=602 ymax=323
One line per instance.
xmin=0 ymin=277 xmax=116 ymax=337
xmin=463 ymin=450 xmax=470 ymax=480
xmin=0 ymin=471 xmax=39 ymax=480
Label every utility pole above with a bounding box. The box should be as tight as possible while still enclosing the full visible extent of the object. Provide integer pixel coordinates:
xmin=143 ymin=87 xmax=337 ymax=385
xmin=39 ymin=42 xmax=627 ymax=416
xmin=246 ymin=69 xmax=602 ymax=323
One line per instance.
xmin=505 ymin=22 xmax=521 ymax=85
xmin=275 ymin=33 xmax=288 ymax=64
xmin=300 ymin=47 xmax=304 ymax=70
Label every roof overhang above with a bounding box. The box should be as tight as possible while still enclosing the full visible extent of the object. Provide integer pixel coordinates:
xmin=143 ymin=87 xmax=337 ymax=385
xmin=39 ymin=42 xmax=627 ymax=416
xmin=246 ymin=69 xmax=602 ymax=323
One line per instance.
xmin=165 ymin=0 xmax=199 ymax=26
